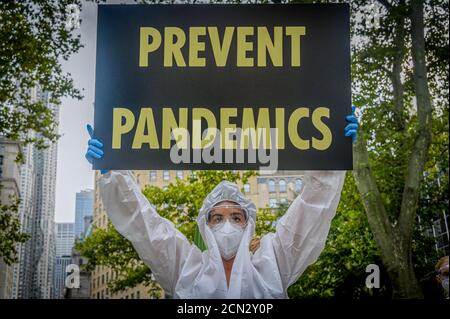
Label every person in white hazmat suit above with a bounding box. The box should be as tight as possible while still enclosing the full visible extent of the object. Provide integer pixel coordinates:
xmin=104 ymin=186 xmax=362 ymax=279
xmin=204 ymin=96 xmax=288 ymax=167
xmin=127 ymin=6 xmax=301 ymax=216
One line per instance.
xmin=84 ymin=108 xmax=359 ymax=298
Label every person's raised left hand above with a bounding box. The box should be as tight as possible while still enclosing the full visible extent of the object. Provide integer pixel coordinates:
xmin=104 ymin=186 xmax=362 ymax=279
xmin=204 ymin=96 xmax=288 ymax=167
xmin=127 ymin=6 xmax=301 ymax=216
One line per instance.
xmin=345 ymin=105 xmax=359 ymax=144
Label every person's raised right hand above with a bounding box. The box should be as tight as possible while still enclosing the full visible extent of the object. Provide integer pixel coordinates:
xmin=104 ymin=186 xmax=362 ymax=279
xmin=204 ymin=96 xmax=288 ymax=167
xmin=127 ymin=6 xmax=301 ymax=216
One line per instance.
xmin=85 ymin=124 xmax=109 ymax=174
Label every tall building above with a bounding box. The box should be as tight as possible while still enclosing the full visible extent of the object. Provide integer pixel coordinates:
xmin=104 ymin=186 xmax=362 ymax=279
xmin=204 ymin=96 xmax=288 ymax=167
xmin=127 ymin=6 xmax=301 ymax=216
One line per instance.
xmin=28 ymin=90 xmax=59 ymax=299
xmin=83 ymin=215 xmax=93 ymax=238
xmin=55 ymin=223 xmax=75 ymax=258
xmin=8 ymin=88 xmax=59 ymax=299
xmin=0 ymin=138 xmax=21 ymax=299
xmin=255 ymin=171 xmax=305 ymax=208
xmin=54 ymin=223 xmax=75 ymax=299
xmin=90 ymin=169 xmax=304 ymax=299
xmin=11 ymin=141 xmax=35 ymax=299
xmin=75 ymin=189 xmax=93 ymax=239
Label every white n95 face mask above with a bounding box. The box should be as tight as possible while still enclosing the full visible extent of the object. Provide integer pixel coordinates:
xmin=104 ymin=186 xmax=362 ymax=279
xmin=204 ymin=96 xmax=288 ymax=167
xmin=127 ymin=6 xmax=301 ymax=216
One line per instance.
xmin=211 ymin=220 xmax=244 ymax=260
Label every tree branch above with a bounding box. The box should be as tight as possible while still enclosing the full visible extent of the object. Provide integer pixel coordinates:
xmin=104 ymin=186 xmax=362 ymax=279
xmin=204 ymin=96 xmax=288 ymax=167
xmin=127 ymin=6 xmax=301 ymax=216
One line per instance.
xmin=390 ymin=0 xmax=407 ymax=131
xmin=398 ymin=0 xmax=433 ymax=245
xmin=352 ymin=135 xmax=397 ymax=264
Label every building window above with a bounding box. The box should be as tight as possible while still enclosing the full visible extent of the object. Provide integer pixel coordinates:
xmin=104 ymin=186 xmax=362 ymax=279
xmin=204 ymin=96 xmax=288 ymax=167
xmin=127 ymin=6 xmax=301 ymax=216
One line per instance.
xmin=295 ymin=178 xmax=303 ymax=192
xmin=430 ymin=215 xmax=449 ymax=253
xmin=279 ymin=179 xmax=286 ymax=193
xmin=163 ymin=170 xmax=170 ymax=181
xmin=131 ymin=293 xmax=135 ymax=299
xmin=268 ymin=179 xmax=275 ymax=193
xmin=102 ymin=274 xmax=104 ymax=285
xmin=176 ymin=170 xmax=183 ymax=179
xmin=149 ymin=170 xmax=157 ymax=181
xmin=243 ymin=183 xmax=250 ymax=194
xmin=136 ymin=291 xmax=140 ymax=299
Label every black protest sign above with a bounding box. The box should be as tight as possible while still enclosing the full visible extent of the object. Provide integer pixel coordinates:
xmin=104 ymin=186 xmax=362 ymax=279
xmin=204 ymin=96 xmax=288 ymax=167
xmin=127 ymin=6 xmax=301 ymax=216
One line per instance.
xmin=93 ymin=4 xmax=352 ymax=170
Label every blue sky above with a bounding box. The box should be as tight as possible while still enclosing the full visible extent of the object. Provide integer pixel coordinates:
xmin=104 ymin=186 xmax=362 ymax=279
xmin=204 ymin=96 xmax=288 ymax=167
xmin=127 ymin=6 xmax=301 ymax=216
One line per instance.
xmin=55 ymin=1 xmax=98 ymax=222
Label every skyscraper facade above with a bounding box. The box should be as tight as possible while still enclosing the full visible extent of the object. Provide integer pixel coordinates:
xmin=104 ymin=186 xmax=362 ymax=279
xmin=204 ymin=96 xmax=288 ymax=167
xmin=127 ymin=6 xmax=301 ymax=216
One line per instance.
xmin=55 ymin=223 xmax=75 ymax=258
xmin=75 ymin=189 xmax=94 ymax=239
xmin=54 ymin=223 xmax=75 ymax=299
xmin=11 ymin=142 xmax=35 ymax=299
xmin=10 ymin=88 xmax=59 ymax=299
xmin=29 ymin=90 xmax=58 ymax=299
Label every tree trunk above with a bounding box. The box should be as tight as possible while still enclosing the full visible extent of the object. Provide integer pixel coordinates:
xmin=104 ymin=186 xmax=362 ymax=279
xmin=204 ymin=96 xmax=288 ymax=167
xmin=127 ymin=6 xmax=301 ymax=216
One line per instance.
xmin=352 ymin=136 xmax=396 ymax=261
xmin=387 ymin=246 xmax=424 ymax=298
xmin=353 ymin=136 xmax=423 ymax=298
xmin=353 ymin=136 xmax=425 ymax=298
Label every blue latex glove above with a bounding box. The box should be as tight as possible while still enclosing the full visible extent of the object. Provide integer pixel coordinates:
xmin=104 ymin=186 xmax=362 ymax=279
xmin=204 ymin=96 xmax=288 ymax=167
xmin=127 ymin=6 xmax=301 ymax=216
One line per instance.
xmin=85 ymin=124 xmax=109 ymax=174
xmin=345 ymin=105 xmax=359 ymax=143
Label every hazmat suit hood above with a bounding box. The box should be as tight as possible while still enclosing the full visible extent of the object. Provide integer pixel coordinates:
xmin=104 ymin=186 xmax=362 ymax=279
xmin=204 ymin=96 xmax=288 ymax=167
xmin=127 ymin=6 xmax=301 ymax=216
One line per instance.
xmin=197 ymin=181 xmax=257 ymax=260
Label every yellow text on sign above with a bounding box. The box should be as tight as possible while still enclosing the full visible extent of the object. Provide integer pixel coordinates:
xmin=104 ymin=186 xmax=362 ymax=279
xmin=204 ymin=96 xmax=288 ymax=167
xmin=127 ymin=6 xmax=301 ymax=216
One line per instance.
xmin=139 ymin=26 xmax=306 ymax=67
xmin=111 ymin=107 xmax=332 ymax=151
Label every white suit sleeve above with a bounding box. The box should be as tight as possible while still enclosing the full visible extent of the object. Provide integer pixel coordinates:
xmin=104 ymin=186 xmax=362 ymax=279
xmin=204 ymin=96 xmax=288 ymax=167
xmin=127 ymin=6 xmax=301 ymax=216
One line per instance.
xmin=271 ymin=171 xmax=346 ymax=289
xmin=98 ymin=170 xmax=194 ymax=297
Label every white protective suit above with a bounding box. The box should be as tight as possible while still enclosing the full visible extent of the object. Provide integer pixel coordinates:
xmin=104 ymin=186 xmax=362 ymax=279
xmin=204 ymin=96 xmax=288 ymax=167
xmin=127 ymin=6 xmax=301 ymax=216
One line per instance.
xmin=99 ymin=170 xmax=346 ymax=298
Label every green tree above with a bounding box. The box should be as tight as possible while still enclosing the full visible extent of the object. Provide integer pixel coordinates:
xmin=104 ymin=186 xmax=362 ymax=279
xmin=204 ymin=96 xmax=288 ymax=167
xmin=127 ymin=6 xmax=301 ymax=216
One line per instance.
xmin=287 ymin=168 xmax=444 ymax=299
xmin=350 ymin=0 xmax=448 ymax=298
xmin=0 ymin=1 xmax=83 ymax=147
xmin=289 ymin=0 xmax=448 ymax=299
xmin=0 ymin=197 xmax=30 ymax=265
